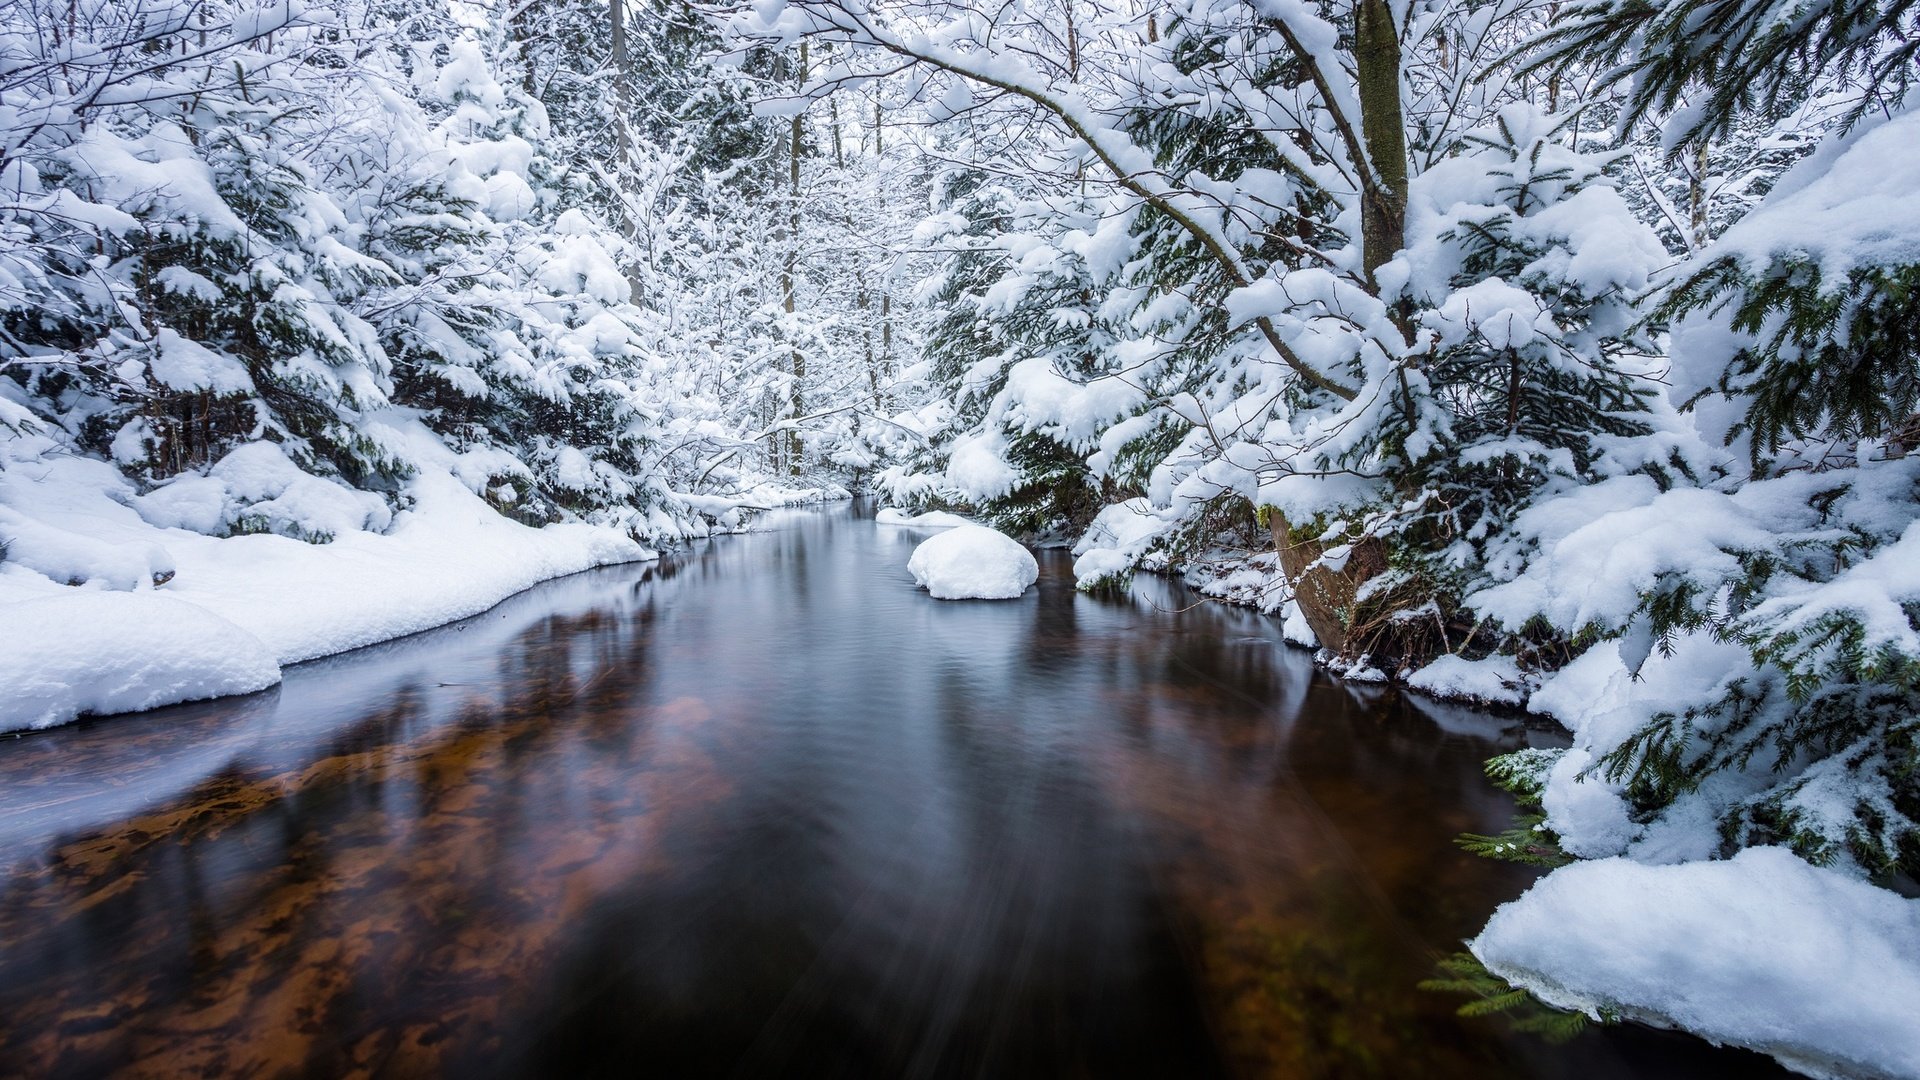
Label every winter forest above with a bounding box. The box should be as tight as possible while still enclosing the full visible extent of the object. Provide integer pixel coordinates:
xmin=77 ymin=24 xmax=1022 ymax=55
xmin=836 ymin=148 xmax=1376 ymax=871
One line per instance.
xmin=0 ymin=0 xmax=1917 ymax=1075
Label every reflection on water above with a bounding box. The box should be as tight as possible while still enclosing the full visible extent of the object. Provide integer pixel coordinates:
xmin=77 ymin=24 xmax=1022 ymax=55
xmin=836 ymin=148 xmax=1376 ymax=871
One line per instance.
xmin=0 ymin=505 xmax=1787 ymax=1078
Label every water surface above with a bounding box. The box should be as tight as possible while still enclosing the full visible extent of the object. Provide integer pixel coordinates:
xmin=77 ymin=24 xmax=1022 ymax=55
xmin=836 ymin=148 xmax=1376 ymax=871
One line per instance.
xmin=0 ymin=504 xmax=1787 ymax=1078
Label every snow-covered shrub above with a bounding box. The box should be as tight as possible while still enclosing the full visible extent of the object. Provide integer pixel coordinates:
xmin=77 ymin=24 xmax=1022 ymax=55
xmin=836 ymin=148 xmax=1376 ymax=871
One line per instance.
xmin=1238 ymin=103 xmax=1674 ymax=663
xmin=882 ymin=169 xmax=1134 ymax=537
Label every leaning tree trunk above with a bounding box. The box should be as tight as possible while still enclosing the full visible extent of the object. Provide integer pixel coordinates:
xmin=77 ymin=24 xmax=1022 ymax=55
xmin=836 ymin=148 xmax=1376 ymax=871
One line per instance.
xmin=1271 ymin=512 xmax=1389 ymax=658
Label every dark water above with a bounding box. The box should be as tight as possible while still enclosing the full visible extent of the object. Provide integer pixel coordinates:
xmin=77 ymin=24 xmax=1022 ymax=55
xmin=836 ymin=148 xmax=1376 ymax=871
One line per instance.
xmin=0 ymin=504 xmax=1787 ymax=1079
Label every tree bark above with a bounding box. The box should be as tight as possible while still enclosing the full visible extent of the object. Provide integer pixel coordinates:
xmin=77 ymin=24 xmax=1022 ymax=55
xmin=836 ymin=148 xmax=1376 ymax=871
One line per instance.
xmin=510 ymin=0 xmax=538 ymax=96
xmin=1353 ymin=0 xmax=1407 ymax=290
xmin=784 ymin=41 xmax=807 ymax=474
xmin=1271 ymin=512 xmax=1388 ymax=658
xmin=1688 ymin=140 xmax=1710 ymax=248
xmin=610 ymin=0 xmax=629 ymax=168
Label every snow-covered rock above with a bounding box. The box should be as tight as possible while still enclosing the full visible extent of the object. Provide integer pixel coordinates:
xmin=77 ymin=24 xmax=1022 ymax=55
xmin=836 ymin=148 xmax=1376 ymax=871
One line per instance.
xmin=875 ymin=507 xmax=970 ymax=528
xmin=906 ymin=524 xmax=1038 ymax=600
xmin=1473 ymin=847 xmax=1920 ymax=1080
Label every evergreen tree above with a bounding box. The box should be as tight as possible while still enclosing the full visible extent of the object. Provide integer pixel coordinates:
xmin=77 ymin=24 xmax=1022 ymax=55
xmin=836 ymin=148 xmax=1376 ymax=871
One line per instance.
xmin=1466 ymin=0 xmax=1920 ymax=877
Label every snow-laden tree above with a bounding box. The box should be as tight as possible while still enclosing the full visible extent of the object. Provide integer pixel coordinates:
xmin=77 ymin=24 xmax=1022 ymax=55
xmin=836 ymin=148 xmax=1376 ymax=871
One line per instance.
xmin=730 ymin=0 xmax=1668 ymax=662
xmin=1466 ymin=0 xmax=1920 ymax=878
xmin=2 ymin=0 xmax=414 ymax=530
xmin=499 ymin=1 xmax=929 ymax=499
xmin=879 ymin=161 xmax=1135 ymax=538
xmin=0 ymin=0 xmax=706 ymax=544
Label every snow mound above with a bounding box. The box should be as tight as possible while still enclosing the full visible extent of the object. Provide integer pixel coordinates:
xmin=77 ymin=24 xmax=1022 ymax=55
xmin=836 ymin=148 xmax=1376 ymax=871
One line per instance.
xmin=907 ymin=524 xmax=1038 ymax=600
xmin=0 ymin=505 xmax=174 ymax=589
xmin=0 ymin=593 xmax=281 ymax=730
xmin=1406 ymin=654 xmax=1528 ymax=706
xmin=1473 ymin=847 xmax=1920 ymax=1080
xmin=876 ymin=507 xmax=970 ymax=528
xmin=135 ymin=441 xmax=391 ymax=541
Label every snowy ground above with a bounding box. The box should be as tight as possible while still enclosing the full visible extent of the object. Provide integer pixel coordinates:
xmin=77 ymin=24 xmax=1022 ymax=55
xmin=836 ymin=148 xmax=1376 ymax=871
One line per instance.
xmin=1475 ymin=847 xmax=1920 ymax=1080
xmin=0 ymin=440 xmax=658 ymax=732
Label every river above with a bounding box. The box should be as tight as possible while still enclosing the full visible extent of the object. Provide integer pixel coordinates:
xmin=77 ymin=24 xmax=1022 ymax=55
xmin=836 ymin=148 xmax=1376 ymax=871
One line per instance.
xmin=0 ymin=503 xmax=1787 ymax=1078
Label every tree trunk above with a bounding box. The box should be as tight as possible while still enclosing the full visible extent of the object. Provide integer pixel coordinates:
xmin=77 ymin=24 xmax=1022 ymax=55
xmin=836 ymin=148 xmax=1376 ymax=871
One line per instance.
xmin=1271 ymin=512 xmax=1388 ymax=658
xmin=1688 ymin=140 xmax=1710 ymax=248
xmin=1353 ymin=0 xmax=1407 ymax=290
xmin=784 ymin=42 xmax=807 ymax=475
xmin=830 ymin=91 xmax=844 ymax=167
xmin=1263 ymin=0 xmax=1405 ymax=656
xmin=510 ymin=0 xmax=538 ymax=96
xmin=610 ymin=0 xmax=629 ymax=168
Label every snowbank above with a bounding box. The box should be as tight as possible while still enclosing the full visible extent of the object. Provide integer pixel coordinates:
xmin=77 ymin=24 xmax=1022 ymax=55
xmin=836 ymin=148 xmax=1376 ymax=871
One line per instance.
xmin=875 ymin=507 xmax=971 ymax=528
xmin=1406 ymin=654 xmax=1529 ymax=707
xmin=159 ymin=471 xmax=650 ymax=665
xmin=0 ymin=459 xmax=652 ymax=732
xmin=906 ymin=524 xmax=1038 ymax=600
xmin=1473 ymin=847 xmax=1920 ymax=1080
xmin=0 ymin=593 xmax=281 ymax=730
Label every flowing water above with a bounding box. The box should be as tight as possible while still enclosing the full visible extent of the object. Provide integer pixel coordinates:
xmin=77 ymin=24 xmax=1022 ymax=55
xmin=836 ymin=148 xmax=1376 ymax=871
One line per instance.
xmin=0 ymin=504 xmax=1787 ymax=1079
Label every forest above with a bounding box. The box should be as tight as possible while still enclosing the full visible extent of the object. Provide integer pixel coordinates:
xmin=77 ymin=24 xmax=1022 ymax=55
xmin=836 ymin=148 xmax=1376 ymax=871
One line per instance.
xmin=1 ymin=0 xmax=1916 ymax=1075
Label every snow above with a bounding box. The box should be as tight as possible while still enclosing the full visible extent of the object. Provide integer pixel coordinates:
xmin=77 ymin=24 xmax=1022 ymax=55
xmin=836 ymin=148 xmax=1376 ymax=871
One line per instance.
xmin=0 ymin=593 xmax=281 ymax=731
xmin=1742 ymin=519 xmax=1920 ymax=661
xmin=1478 ymin=453 xmax=1920 ymax=866
xmin=0 ymin=462 xmax=653 ymax=733
xmin=944 ymin=431 xmax=1021 ymax=501
xmin=1473 ymin=847 xmax=1920 ymax=1080
xmin=0 ymin=504 xmax=174 ymax=590
xmin=1468 ymin=476 xmax=1775 ymax=633
xmin=1184 ymin=550 xmax=1290 ymax=614
xmin=146 ymin=328 xmax=256 ymax=394
xmin=138 ymin=440 xmax=396 ymax=541
xmin=1071 ymin=497 xmax=1173 ymax=583
xmin=906 ymin=524 xmax=1038 ymax=600
xmin=1406 ymin=654 xmax=1528 ymax=707
xmin=875 ymin=507 xmax=971 ymax=528
xmin=1706 ymin=106 xmax=1920 ymax=284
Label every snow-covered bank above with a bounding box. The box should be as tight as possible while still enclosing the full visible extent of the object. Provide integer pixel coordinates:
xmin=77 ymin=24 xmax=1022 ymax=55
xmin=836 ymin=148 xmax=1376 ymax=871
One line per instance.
xmin=1473 ymin=847 xmax=1920 ymax=1080
xmin=2 ymin=593 xmax=285 ymax=731
xmin=1137 ymin=538 xmax=1920 ymax=1080
xmin=875 ymin=507 xmax=970 ymax=528
xmin=0 ymin=461 xmax=652 ymax=733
